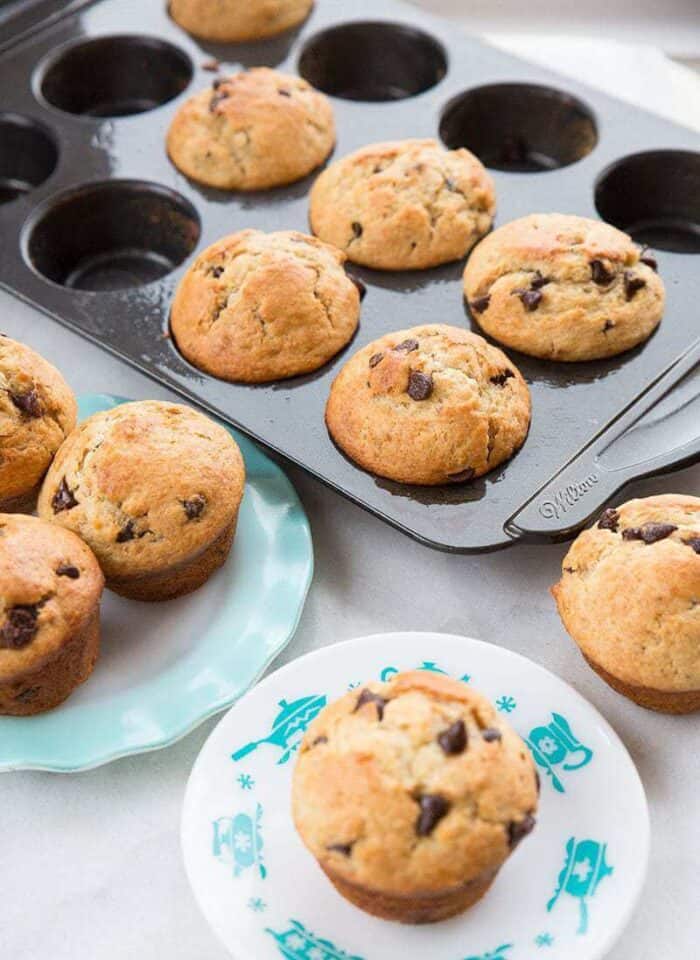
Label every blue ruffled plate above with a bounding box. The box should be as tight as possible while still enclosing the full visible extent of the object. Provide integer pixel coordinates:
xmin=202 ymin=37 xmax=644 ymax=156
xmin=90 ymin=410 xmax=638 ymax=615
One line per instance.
xmin=0 ymin=394 xmax=313 ymax=773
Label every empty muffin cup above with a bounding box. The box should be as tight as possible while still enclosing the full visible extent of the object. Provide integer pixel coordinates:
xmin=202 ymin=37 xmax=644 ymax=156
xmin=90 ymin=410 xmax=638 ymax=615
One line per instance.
xmin=298 ymin=21 xmax=447 ymax=102
xmin=595 ymin=150 xmax=700 ymax=253
xmin=38 ymin=35 xmax=192 ymax=118
xmin=0 ymin=113 xmax=58 ymax=205
xmin=440 ymin=82 xmax=598 ymax=172
xmin=23 ymin=180 xmax=200 ymax=291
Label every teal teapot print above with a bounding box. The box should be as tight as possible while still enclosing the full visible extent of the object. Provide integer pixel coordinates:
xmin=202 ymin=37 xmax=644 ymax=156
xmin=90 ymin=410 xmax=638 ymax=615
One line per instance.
xmin=547 ymin=837 xmax=613 ymax=934
xmin=526 ymin=713 xmax=593 ymax=793
xmin=232 ymin=694 xmax=327 ymax=766
xmin=212 ymin=803 xmax=266 ymax=879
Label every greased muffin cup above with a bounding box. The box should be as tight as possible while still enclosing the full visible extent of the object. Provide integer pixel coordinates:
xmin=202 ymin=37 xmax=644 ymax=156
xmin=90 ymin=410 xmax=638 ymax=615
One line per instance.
xmin=309 ymin=139 xmax=495 ymax=270
xmin=0 ymin=336 xmax=77 ymax=512
xmin=325 ymin=323 xmax=531 ymax=485
xmin=167 ymin=68 xmax=335 ymax=191
xmin=552 ymin=494 xmax=700 ymax=713
xmin=37 ymin=401 xmax=245 ymax=602
xmin=169 ymin=0 xmax=312 ymax=42
xmin=0 ymin=514 xmax=104 ymax=716
xmin=463 ymin=213 xmax=664 ymax=361
xmin=292 ymin=671 xmax=539 ymax=924
xmin=171 ymin=230 xmax=361 ymax=383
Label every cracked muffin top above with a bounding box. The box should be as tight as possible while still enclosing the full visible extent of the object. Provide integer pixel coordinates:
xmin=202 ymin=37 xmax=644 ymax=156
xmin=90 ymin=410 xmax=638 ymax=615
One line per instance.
xmin=463 ymin=213 xmax=664 ymax=361
xmin=37 ymin=401 xmax=245 ymax=581
xmin=0 ymin=514 xmax=103 ymax=681
xmin=325 ymin=324 xmax=531 ymax=485
xmin=553 ymin=494 xmax=700 ymax=692
xmin=309 ymin=138 xmax=495 ymax=270
xmin=166 ymin=68 xmax=334 ymax=191
xmin=169 ymin=0 xmax=312 ymax=42
xmin=171 ymin=230 xmax=361 ymax=383
xmin=0 ymin=336 xmax=77 ymax=507
xmin=292 ymin=671 xmax=538 ymax=896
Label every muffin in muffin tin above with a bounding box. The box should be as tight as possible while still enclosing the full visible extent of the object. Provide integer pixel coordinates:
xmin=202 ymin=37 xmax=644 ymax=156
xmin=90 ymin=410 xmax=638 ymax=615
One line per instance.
xmin=169 ymin=0 xmax=313 ymax=42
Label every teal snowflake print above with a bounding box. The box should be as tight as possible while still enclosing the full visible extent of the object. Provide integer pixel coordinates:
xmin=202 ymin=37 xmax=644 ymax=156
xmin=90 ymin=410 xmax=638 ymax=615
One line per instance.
xmin=248 ymin=897 xmax=267 ymax=913
xmin=496 ymin=695 xmax=517 ymax=713
xmin=464 ymin=944 xmax=513 ymax=960
xmin=237 ymin=773 xmax=255 ymax=791
xmin=347 ymin=681 xmax=361 ymax=690
xmin=535 ymin=932 xmax=554 ymax=947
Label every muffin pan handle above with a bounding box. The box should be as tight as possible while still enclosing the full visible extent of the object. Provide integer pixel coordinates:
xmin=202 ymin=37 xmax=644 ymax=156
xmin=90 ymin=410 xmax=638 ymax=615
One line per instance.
xmin=0 ymin=0 xmax=90 ymax=55
xmin=506 ymin=338 xmax=700 ymax=542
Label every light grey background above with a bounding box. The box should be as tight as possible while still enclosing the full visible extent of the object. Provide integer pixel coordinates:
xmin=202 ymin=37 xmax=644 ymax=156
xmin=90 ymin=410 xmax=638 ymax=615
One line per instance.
xmin=1 ymin=6 xmax=700 ymax=958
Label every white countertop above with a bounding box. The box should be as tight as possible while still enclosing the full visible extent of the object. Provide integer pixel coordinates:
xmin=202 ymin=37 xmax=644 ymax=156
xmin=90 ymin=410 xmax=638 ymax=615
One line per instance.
xmin=2 ymin=21 xmax=699 ymax=960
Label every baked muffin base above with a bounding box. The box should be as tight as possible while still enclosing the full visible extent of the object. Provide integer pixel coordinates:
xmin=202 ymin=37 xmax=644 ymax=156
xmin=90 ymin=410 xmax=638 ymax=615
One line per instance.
xmin=583 ymin=653 xmax=700 ymax=715
xmin=321 ymin=864 xmax=498 ymax=924
xmin=106 ymin=518 xmax=237 ymax=601
xmin=0 ymin=607 xmax=100 ymax=716
xmin=0 ymin=481 xmax=42 ymax=514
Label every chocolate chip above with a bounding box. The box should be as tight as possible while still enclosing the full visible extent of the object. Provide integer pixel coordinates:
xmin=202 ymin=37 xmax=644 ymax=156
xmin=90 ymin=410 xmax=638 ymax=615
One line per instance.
xmin=56 ymin=564 xmax=80 ymax=579
xmin=183 ymin=494 xmax=206 ymax=520
xmin=535 ymin=770 xmax=541 ymax=795
xmin=622 ymin=522 xmax=677 ymax=544
xmin=437 ymin=719 xmax=467 ymax=755
xmin=563 ymin=566 xmax=576 ymax=574
xmin=447 ymin=467 xmax=475 ymax=483
xmin=353 ymin=688 xmax=387 ymax=721
xmin=515 ymin=288 xmax=543 ymax=311
xmin=10 ymin=388 xmax=42 ymax=418
xmin=597 ymin=507 xmax=619 ymax=532
xmin=684 ymin=537 xmax=700 ymax=554
xmin=211 ymin=77 xmax=225 ymax=89
xmin=351 ymin=221 xmax=363 ymax=239
xmin=530 ymin=271 xmax=550 ymax=290
xmin=278 ymin=88 xmax=292 ymax=97
xmin=640 ymin=254 xmax=658 ymax=271
xmin=445 ymin=176 xmax=457 ymax=191
xmin=624 ymin=271 xmax=646 ymax=300
xmin=0 ymin=605 xmax=39 ymax=650
xmin=470 ymin=295 xmax=490 ymax=314
xmin=416 ymin=794 xmax=449 ymax=836
xmin=210 ymin=265 xmax=224 ymax=278
xmin=368 ymin=352 xmax=383 ymax=368
xmin=349 ymin=275 xmax=366 ymax=300
xmin=508 ymin=813 xmax=536 ymax=849
xmin=116 ymin=520 xmax=137 ymax=543
xmin=490 ymin=369 xmax=514 ymax=387
xmin=481 ymin=728 xmax=502 ymax=742
xmin=209 ymin=90 xmax=229 ymax=112
xmin=407 ymin=370 xmax=433 ymax=401
xmin=602 ymin=319 xmax=615 ymax=333
xmin=52 ymin=477 xmax=78 ymax=513
xmin=590 ymin=259 xmax=615 ymax=285
xmin=394 ymin=338 xmax=419 ymax=354
xmin=311 ymin=735 xmax=328 ymax=746
xmin=327 ymin=842 xmax=353 ymax=856
xmin=202 ymin=58 xmax=220 ymax=72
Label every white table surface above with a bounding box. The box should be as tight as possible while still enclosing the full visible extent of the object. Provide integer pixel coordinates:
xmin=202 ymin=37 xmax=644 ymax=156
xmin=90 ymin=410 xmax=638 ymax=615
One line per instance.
xmin=2 ymin=18 xmax=700 ymax=960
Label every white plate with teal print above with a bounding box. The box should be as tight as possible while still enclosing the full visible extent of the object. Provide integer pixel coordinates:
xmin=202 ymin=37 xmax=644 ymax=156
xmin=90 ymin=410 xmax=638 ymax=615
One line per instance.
xmin=0 ymin=394 xmax=313 ymax=773
xmin=182 ymin=631 xmax=649 ymax=960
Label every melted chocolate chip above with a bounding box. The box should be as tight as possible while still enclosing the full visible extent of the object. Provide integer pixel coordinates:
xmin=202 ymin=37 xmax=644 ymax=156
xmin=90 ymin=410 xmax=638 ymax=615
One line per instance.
xmin=624 ymin=271 xmax=646 ymax=300
xmin=0 ymin=605 xmax=39 ymax=650
xmin=515 ymin=288 xmax=543 ymax=311
xmin=470 ymin=295 xmax=490 ymax=314
xmin=211 ymin=77 xmax=225 ymax=89
xmin=622 ymin=522 xmax=677 ymax=544
xmin=52 ymin=477 xmax=78 ymax=513
xmin=437 ymin=719 xmax=467 ymax=755
xmin=416 ymin=794 xmax=449 ymax=836
xmin=597 ymin=507 xmax=619 ymax=532
xmin=116 ymin=520 xmax=137 ymax=543
xmin=351 ymin=221 xmax=363 ymax=239
xmin=407 ymin=370 xmax=433 ymax=401
xmin=56 ymin=563 xmax=80 ymax=579
xmin=640 ymin=254 xmax=658 ymax=271
xmin=183 ymin=494 xmax=207 ymax=520
xmin=311 ymin=735 xmax=328 ymax=746
xmin=530 ymin=271 xmax=550 ymax=290
xmin=349 ymin=275 xmax=366 ymax=300
xmin=394 ymin=338 xmax=419 ymax=354
xmin=210 ymin=265 xmax=224 ymax=278
xmin=590 ymin=259 xmax=615 ymax=285
xmin=10 ymin=388 xmax=42 ymax=418
xmin=447 ymin=467 xmax=475 ymax=483
xmin=353 ymin=688 xmax=387 ymax=721
xmin=209 ymin=90 xmax=229 ymax=111
xmin=490 ymin=369 xmax=514 ymax=387
xmin=563 ymin=566 xmax=576 ymax=574
xmin=445 ymin=176 xmax=457 ymax=191
xmin=508 ymin=813 xmax=536 ymax=849
xmin=369 ymin=352 xmax=383 ymax=368
xmin=535 ymin=770 xmax=541 ymax=795
xmin=481 ymin=728 xmax=502 ymax=742
xmin=684 ymin=537 xmax=700 ymax=554
xmin=327 ymin=842 xmax=353 ymax=856
xmin=278 ymin=88 xmax=292 ymax=97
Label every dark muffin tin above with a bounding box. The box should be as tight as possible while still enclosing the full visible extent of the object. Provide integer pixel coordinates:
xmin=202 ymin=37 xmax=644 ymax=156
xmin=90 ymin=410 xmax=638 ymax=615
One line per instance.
xmin=0 ymin=0 xmax=698 ymax=551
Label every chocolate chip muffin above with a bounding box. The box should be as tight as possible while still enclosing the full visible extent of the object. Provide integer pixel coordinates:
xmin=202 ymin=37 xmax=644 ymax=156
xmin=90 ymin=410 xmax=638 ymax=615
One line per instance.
xmin=293 ymin=671 xmax=539 ymax=923
xmin=171 ymin=230 xmax=361 ymax=382
xmin=463 ymin=213 xmax=664 ymax=361
xmin=0 ymin=336 xmax=77 ymax=513
xmin=169 ymin=0 xmax=312 ymax=41
xmin=325 ymin=324 xmax=530 ymax=485
xmin=0 ymin=514 xmax=104 ymax=715
xmin=309 ymin=139 xmax=495 ymax=270
xmin=552 ymin=494 xmax=700 ymax=713
xmin=166 ymin=68 xmax=334 ymax=191
xmin=37 ymin=401 xmax=245 ymax=601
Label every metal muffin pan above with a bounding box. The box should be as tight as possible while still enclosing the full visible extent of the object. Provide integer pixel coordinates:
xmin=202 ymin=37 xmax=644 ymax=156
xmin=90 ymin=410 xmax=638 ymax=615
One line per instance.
xmin=0 ymin=0 xmax=698 ymax=551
